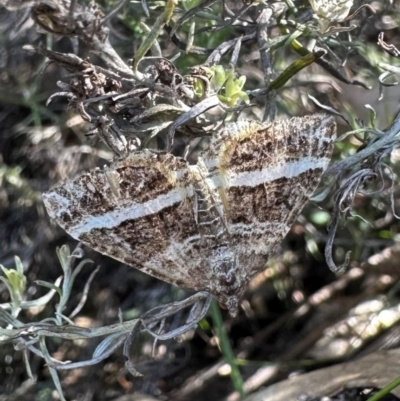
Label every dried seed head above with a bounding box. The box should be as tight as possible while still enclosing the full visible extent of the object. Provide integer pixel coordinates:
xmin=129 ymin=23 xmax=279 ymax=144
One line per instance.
xmin=309 ymin=0 xmax=354 ymax=32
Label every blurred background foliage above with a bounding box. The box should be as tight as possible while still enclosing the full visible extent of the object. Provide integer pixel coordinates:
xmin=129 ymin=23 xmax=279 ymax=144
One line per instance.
xmin=1 ymin=1 xmax=400 ymax=400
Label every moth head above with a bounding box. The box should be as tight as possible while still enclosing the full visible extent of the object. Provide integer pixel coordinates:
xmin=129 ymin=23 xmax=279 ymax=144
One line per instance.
xmin=219 ymin=295 xmax=240 ymax=317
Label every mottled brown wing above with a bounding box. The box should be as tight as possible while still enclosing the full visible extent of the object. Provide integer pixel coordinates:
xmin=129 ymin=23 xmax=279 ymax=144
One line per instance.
xmin=200 ymin=114 xmax=336 ymax=277
xmin=43 ymin=150 xmax=212 ymax=290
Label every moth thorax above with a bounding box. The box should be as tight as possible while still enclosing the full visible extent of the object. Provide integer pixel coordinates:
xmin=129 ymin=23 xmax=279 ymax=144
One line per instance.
xmin=211 ymin=244 xmax=233 ymax=266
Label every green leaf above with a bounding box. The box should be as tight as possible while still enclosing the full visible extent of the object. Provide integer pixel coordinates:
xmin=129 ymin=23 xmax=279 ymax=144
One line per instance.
xmin=0 ymin=256 xmax=27 ymax=305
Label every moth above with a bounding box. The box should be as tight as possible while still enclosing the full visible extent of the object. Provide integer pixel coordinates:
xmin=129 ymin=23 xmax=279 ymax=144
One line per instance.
xmin=43 ymin=114 xmax=336 ymax=316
